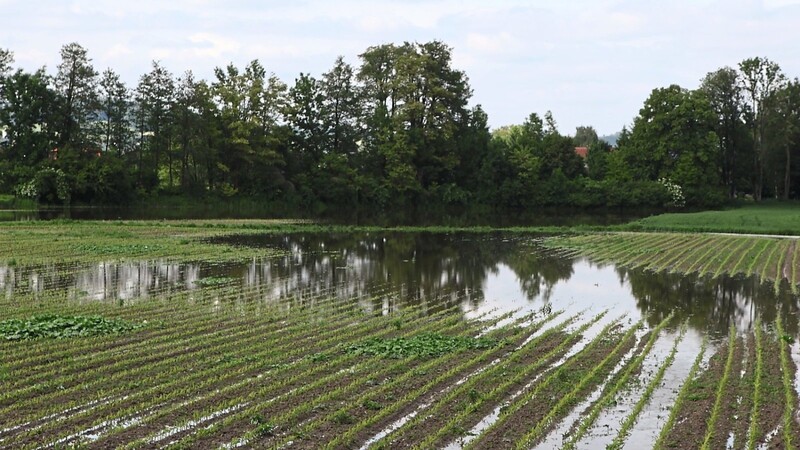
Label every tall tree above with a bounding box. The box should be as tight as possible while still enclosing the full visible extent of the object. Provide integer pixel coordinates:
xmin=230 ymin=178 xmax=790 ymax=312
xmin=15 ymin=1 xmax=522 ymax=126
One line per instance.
xmin=97 ymin=69 xmax=131 ymax=156
xmin=172 ymin=75 xmax=220 ymax=192
xmin=212 ymin=60 xmax=288 ymax=196
xmin=764 ymin=79 xmax=800 ymax=199
xmin=614 ymin=85 xmax=722 ymax=204
xmin=285 ymin=73 xmax=325 ymax=183
xmin=0 ymin=69 xmax=59 ymax=189
xmin=739 ymin=57 xmax=786 ymax=200
xmin=135 ymin=61 xmax=175 ymax=190
xmin=54 ymin=43 xmax=98 ymax=150
xmin=0 ymin=48 xmax=12 ymax=76
xmin=357 ymin=43 xmax=412 ymax=203
xmin=357 ymin=41 xmax=472 ymax=203
xmin=0 ymin=48 xmax=13 ymax=149
xmin=573 ymin=125 xmax=598 ymax=147
xmin=701 ymin=67 xmax=748 ymax=198
xmin=453 ymin=105 xmax=492 ymax=201
xmin=320 ymin=57 xmax=361 ymax=155
xmin=315 ymin=57 xmax=363 ymax=203
xmin=173 ymin=71 xmax=202 ymax=191
xmin=586 ymin=140 xmax=612 ymax=180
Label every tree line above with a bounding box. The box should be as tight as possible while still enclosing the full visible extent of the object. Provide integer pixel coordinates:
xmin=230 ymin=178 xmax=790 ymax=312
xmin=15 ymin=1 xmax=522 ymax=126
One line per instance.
xmin=0 ymin=43 xmax=798 ymax=209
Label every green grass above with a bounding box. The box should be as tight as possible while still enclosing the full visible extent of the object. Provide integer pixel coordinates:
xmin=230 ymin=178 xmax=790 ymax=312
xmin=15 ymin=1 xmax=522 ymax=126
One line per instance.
xmin=622 ymin=202 xmax=800 ymax=235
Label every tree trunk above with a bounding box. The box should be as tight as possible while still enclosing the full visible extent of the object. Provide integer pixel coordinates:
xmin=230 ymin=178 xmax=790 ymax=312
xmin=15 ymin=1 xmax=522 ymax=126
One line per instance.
xmin=785 ymin=145 xmax=791 ymax=199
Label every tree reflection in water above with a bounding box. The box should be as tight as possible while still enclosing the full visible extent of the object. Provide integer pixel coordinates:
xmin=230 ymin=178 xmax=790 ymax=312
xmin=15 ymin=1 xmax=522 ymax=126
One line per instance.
xmin=0 ymin=232 xmax=797 ymax=336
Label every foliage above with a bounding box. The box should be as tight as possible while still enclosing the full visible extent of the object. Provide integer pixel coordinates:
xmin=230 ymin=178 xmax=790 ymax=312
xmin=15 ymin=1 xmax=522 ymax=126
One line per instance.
xmin=15 ymin=167 xmax=71 ymax=204
xmin=345 ymin=332 xmax=500 ymax=359
xmin=658 ymin=178 xmax=685 ymax=208
xmin=739 ymin=57 xmax=786 ymax=201
xmin=0 ymin=314 xmax=143 ymax=340
xmin=610 ymin=85 xmax=722 ymax=205
xmin=1 ymin=41 xmax=799 ymax=208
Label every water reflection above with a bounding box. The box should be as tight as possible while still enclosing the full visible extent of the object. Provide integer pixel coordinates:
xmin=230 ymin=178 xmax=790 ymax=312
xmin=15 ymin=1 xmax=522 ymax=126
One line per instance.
xmin=1 ymin=232 xmax=798 ymax=336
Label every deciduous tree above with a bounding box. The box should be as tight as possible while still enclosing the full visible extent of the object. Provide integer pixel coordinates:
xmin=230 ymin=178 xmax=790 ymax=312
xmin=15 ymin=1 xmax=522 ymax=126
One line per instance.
xmin=739 ymin=57 xmax=786 ymax=200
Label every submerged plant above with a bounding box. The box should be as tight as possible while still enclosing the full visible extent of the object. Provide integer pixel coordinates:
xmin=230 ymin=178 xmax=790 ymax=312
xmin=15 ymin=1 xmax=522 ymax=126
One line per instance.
xmin=196 ymin=276 xmax=238 ymax=287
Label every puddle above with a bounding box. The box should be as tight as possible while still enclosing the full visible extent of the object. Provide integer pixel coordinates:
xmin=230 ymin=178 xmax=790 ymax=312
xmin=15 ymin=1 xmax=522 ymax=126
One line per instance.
xmin=535 ymin=326 xmax=649 ymax=449
xmin=621 ymin=329 xmax=704 ymax=449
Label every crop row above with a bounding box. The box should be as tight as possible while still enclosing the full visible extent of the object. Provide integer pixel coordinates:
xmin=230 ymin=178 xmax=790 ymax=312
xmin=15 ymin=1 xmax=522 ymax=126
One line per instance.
xmin=655 ymin=322 xmax=800 ymax=449
xmin=2 ymin=294 xmax=480 ymax=446
xmin=0 ymin=221 xmax=283 ymax=266
xmin=548 ymin=232 xmax=800 ymax=292
xmin=4 ymin=296 xmax=800 ymax=448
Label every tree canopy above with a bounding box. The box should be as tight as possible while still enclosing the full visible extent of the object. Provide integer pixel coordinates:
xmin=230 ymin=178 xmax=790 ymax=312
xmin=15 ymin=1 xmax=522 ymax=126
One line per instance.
xmin=0 ymin=42 xmax=799 ymax=209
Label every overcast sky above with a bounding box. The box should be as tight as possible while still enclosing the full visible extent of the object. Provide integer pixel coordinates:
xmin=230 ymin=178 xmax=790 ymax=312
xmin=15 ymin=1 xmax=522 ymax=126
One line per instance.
xmin=2 ymin=0 xmax=799 ymax=135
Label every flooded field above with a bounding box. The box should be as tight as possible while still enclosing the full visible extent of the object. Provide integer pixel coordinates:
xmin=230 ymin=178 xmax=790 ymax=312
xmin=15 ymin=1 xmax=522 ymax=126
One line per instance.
xmin=2 ymin=228 xmax=800 ymax=448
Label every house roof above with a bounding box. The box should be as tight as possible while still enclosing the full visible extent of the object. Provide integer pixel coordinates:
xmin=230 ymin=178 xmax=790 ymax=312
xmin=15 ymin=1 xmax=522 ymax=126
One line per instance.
xmin=575 ymin=146 xmax=588 ymax=158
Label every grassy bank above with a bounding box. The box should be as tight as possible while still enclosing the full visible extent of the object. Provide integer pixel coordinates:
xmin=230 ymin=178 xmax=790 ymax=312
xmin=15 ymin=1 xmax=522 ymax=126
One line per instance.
xmin=619 ymin=202 xmax=800 ymax=235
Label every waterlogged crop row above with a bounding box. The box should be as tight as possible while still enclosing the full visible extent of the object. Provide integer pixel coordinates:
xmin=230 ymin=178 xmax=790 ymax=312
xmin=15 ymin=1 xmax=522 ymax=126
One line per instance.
xmin=4 ymin=294 xmax=465 ymax=447
xmin=5 ymin=294 xmax=800 ymax=448
xmin=2 ymin=284 xmax=367 ymax=400
xmin=0 ymin=221 xmax=286 ymax=266
xmin=112 ymin=306 xmax=512 ymax=441
xmin=381 ymin=312 xmax=589 ymax=448
xmin=5 ymin=222 xmax=800 ymax=449
xmin=548 ymin=232 xmax=800 ymax=292
xmin=655 ymin=322 xmax=799 ymax=449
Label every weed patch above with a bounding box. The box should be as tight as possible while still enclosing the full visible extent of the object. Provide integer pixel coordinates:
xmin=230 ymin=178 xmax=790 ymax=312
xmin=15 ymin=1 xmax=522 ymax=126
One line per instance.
xmin=0 ymin=314 xmax=144 ymax=340
xmin=345 ymin=333 xmax=501 ymax=359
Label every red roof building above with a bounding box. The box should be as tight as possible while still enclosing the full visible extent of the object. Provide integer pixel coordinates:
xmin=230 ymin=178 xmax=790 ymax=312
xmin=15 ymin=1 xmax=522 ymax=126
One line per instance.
xmin=574 ymin=146 xmax=588 ymax=159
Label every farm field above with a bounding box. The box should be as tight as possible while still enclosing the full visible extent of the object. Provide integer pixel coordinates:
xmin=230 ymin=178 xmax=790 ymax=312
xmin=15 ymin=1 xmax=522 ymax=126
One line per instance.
xmin=1 ymin=220 xmax=800 ymax=448
xmin=548 ymin=232 xmax=800 ymax=295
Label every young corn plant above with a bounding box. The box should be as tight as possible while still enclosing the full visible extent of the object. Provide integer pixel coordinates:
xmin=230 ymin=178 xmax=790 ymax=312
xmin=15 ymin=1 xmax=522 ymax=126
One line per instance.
xmin=607 ymin=321 xmax=688 ymax=450
xmin=699 ymin=325 xmax=736 ymax=450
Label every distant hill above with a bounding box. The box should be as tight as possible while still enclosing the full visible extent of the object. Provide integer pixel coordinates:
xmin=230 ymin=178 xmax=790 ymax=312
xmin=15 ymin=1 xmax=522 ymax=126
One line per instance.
xmin=600 ymin=132 xmax=621 ymax=147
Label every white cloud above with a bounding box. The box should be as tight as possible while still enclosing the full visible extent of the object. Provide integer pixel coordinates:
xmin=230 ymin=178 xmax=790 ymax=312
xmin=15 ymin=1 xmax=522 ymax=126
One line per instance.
xmin=105 ymin=44 xmax=132 ymax=59
xmin=188 ymin=33 xmax=240 ymax=58
xmin=465 ymin=32 xmax=523 ymax=54
xmin=3 ymin=0 xmax=800 ymax=135
xmin=764 ymin=0 xmax=800 ymax=8
xmin=149 ymin=48 xmax=172 ymax=60
xmin=68 ymin=0 xmax=211 ymax=18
